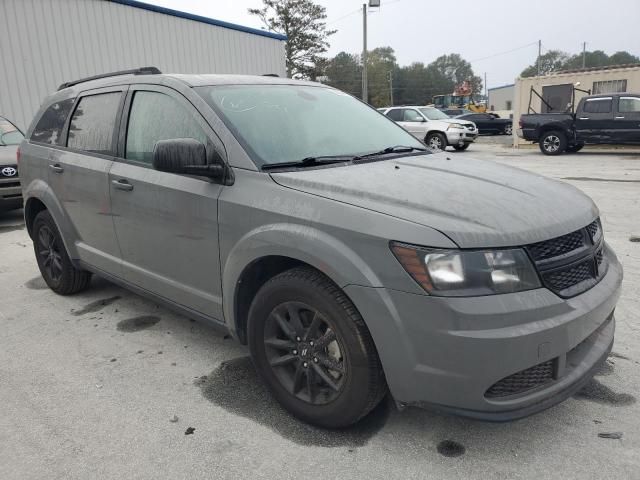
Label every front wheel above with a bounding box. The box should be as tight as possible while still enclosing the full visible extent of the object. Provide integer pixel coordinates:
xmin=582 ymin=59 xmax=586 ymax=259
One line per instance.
xmin=248 ymin=267 xmax=387 ymax=428
xmin=453 ymin=143 xmax=470 ymax=151
xmin=539 ymin=130 xmax=567 ymax=155
xmin=426 ymin=132 xmax=447 ymax=151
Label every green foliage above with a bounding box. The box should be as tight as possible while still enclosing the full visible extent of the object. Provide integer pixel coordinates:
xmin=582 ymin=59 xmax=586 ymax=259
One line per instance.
xmin=249 ymin=0 xmax=336 ymax=78
xmin=520 ymin=49 xmax=640 ymax=77
xmin=324 ymin=48 xmax=483 ymax=108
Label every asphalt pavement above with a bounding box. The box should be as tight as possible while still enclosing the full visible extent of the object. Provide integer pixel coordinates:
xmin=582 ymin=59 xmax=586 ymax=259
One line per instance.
xmin=1 ymin=141 xmax=638 ymax=479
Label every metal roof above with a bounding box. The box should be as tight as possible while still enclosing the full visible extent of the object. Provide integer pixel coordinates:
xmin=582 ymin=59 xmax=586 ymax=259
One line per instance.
xmin=487 ymin=83 xmax=515 ymax=91
xmin=107 ymin=0 xmax=288 ymax=41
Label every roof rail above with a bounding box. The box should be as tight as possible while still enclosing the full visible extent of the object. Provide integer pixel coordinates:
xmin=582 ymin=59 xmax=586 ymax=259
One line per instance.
xmin=57 ymin=66 xmax=162 ymax=91
xmin=262 ymin=73 xmax=280 ymax=77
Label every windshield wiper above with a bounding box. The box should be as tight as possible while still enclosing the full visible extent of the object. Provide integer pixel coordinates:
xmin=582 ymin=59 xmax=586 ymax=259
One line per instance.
xmin=353 ymin=145 xmax=427 ymax=161
xmin=262 ymin=155 xmax=353 ymax=171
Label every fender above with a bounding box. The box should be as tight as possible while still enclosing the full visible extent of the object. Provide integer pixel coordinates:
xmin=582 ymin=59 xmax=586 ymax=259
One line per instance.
xmin=222 ymin=222 xmax=383 ymax=336
xmin=23 ymin=179 xmax=80 ymax=259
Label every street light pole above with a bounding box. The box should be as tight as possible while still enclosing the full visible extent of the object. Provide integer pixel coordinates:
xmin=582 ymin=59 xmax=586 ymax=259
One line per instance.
xmin=362 ymin=3 xmax=368 ymax=103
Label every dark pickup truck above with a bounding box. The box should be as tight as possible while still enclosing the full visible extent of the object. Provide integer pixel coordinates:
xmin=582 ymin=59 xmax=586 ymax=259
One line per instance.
xmin=518 ymin=93 xmax=640 ymax=155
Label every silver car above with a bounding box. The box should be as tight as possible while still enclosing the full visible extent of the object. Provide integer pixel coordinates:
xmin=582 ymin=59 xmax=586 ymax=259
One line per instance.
xmin=19 ymin=70 xmax=622 ymax=427
xmin=381 ymin=106 xmax=478 ymax=151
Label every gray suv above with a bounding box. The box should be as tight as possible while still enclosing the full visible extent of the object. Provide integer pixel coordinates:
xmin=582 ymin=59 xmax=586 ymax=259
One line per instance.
xmin=19 ymin=68 xmax=622 ymax=427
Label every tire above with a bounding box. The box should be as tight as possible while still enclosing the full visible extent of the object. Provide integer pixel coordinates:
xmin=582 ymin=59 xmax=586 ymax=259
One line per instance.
xmin=248 ymin=267 xmax=387 ymax=428
xmin=503 ymin=124 xmax=513 ymax=136
xmin=453 ymin=143 xmax=470 ymax=151
xmin=426 ymin=132 xmax=447 ymax=151
xmin=566 ymin=144 xmax=584 ymax=153
xmin=539 ymin=130 xmax=567 ymax=155
xmin=32 ymin=210 xmax=91 ymax=295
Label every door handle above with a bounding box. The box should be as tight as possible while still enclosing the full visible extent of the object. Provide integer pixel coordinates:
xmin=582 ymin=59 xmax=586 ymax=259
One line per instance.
xmin=49 ymin=164 xmax=64 ymax=174
xmin=578 ymin=117 xmax=590 ymax=120
xmin=615 ymin=116 xmax=625 ymax=119
xmin=111 ymin=179 xmax=134 ymax=191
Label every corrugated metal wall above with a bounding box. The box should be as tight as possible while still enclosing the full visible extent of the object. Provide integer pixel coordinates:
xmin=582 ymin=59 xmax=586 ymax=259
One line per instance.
xmin=0 ymin=0 xmax=287 ymax=129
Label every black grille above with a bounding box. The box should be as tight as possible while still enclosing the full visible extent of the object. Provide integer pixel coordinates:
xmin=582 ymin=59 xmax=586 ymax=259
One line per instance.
xmin=485 ymin=360 xmax=555 ymax=398
xmin=525 ymin=219 xmax=605 ymax=298
xmin=527 ymin=229 xmax=585 ymax=261
xmin=586 ymin=220 xmax=600 ymax=242
xmin=542 ymin=260 xmax=594 ymax=291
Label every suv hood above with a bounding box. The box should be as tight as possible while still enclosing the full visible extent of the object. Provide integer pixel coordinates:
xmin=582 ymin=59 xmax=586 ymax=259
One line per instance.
xmin=270 ymin=153 xmax=598 ymax=248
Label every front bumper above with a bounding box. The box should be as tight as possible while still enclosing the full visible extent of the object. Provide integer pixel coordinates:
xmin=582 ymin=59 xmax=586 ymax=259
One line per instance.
xmin=344 ymin=250 xmax=622 ymax=421
xmin=0 ymin=183 xmax=22 ymax=211
xmin=446 ymin=129 xmax=478 ymax=145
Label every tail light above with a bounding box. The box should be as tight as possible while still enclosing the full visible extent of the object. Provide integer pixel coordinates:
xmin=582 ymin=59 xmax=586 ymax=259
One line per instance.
xmin=518 ymin=119 xmax=523 ymax=128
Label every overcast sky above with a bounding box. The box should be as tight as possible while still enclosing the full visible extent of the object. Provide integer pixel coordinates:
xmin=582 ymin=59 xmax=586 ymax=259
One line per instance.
xmin=148 ymin=0 xmax=639 ymax=89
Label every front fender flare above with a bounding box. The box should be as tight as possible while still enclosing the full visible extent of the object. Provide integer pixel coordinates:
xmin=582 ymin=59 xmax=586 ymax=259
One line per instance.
xmin=222 ymin=223 xmax=383 ymax=336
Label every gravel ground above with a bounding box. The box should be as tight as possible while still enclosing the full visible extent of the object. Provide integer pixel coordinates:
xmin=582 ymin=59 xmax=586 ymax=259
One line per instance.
xmin=1 ymin=141 xmax=639 ymax=479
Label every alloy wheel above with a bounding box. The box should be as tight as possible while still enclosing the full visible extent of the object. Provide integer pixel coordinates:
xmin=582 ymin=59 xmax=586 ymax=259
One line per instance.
xmin=37 ymin=226 xmax=63 ymax=282
xmin=543 ymin=135 xmax=561 ymax=153
xmin=428 ymin=136 xmax=443 ymax=150
xmin=505 ymin=124 xmax=513 ymax=135
xmin=264 ymin=301 xmax=346 ymax=405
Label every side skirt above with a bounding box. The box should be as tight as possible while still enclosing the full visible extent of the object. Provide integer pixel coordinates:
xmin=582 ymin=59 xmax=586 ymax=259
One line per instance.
xmin=75 ymin=260 xmax=231 ymax=337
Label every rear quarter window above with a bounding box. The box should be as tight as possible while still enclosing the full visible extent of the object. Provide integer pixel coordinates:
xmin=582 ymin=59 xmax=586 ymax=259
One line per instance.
xmin=30 ymin=98 xmax=75 ymax=145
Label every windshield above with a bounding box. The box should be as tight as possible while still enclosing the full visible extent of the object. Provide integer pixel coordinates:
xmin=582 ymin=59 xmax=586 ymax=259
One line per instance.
xmin=197 ymin=85 xmax=424 ymax=167
xmin=0 ymin=119 xmax=24 ymax=146
xmin=419 ymin=108 xmax=450 ymax=121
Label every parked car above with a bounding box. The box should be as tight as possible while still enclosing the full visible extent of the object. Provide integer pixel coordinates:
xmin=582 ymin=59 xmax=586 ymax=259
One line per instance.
xmin=518 ymin=93 xmax=640 ymax=155
xmin=441 ymin=108 xmax=473 ymax=117
xmin=457 ymin=112 xmax=513 ymax=135
xmin=0 ymin=116 xmax=24 ymax=212
xmin=381 ymin=106 xmax=478 ymax=151
xmin=19 ymin=69 xmax=622 ymax=428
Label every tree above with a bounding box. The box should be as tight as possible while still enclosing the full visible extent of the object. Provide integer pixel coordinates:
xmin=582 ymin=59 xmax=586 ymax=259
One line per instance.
xmin=248 ymin=0 xmax=336 ymax=78
xmin=366 ymin=47 xmax=397 ymax=106
xmin=427 ymin=54 xmax=483 ymax=94
xmin=325 ymin=52 xmax=361 ymax=97
xmin=520 ymin=50 xmax=569 ymax=77
xmin=520 ymin=49 xmax=640 ymax=77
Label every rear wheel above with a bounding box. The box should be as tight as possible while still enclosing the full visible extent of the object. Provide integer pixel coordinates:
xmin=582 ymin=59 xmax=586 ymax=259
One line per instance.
xmin=248 ymin=267 xmax=387 ymax=428
xmin=503 ymin=124 xmax=513 ymax=135
xmin=539 ymin=130 xmax=567 ymax=155
xmin=32 ymin=210 xmax=91 ymax=295
xmin=426 ymin=132 xmax=447 ymax=151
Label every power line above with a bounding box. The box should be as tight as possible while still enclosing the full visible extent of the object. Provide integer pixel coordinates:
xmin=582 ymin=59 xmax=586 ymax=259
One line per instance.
xmin=469 ymin=41 xmax=539 ymax=63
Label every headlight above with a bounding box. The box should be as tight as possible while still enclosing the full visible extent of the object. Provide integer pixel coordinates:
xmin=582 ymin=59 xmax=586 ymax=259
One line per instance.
xmin=447 ymin=123 xmax=466 ymax=130
xmin=390 ymin=242 xmax=541 ymax=296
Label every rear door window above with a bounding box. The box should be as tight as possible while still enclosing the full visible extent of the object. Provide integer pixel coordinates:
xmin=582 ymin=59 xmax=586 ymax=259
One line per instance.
xmin=67 ymin=92 xmax=122 ymax=154
xmin=385 ymin=109 xmax=404 ymax=122
xmin=403 ymin=109 xmax=423 ymax=122
xmin=583 ymin=98 xmax=613 ymax=114
xmin=124 ymin=91 xmax=207 ymax=165
xmin=618 ymin=97 xmax=640 ymax=113
xmin=31 ymin=98 xmax=75 ymax=145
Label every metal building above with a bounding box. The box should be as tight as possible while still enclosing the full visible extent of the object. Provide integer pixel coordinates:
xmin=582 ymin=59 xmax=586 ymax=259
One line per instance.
xmin=0 ymin=0 xmax=287 ymax=130
xmin=487 ymin=84 xmax=514 ymax=115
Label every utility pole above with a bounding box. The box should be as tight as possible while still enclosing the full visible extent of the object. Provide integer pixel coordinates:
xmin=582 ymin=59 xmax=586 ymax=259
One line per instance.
xmin=362 ymin=3 xmax=368 ymax=103
xmin=484 ymin=72 xmax=487 ymax=99
xmin=582 ymin=42 xmax=587 ymax=68
xmin=537 ymin=40 xmax=542 ymax=76
xmin=388 ymin=71 xmax=394 ymax=106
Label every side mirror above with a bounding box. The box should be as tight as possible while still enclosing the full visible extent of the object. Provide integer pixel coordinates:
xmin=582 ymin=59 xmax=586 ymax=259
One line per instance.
xmin=153 ymin=138 xmax=224 ymax=179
